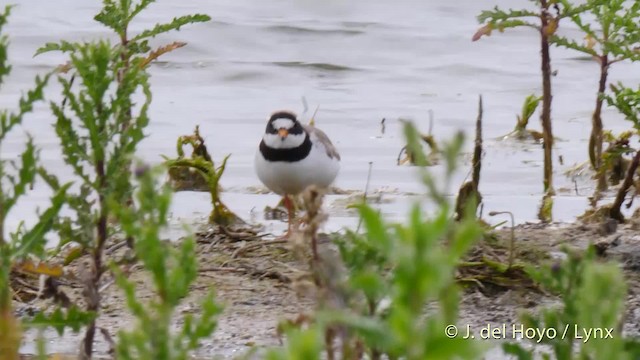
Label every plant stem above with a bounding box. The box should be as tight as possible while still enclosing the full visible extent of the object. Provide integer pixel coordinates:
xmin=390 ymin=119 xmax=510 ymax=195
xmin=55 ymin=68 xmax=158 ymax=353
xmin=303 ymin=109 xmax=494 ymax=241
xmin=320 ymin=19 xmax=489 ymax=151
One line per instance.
xmin=591 ymin=55 xmax=609 ymax=194
xmin=0 ymin=203 xmax=4 ymax=246
xmin=471 ymin=95 xmax=483 ymax=194
xmin=119 ymin=24 xmax=137 ymax=250
xmin=82 ymin=143 xmax=108 ymax=358
xmin=540 ymin=0 xmax=554 ymax=196
xmin=0 ymin=206 xmax=17 ymax=360
xmin=0 ymin=305 xmax=21 ymax=360
xmin=472 ymin=95 xmax=483 ymax=190
xmin=356 ymin=162 xmax=373 ymax=233
xmin=609 ymin=149 xmax=640 ymax=222
xmin=507 ymin=212 xmax=515 ymax=268
xmin=117 ymin=27 xmax=130 ymax=86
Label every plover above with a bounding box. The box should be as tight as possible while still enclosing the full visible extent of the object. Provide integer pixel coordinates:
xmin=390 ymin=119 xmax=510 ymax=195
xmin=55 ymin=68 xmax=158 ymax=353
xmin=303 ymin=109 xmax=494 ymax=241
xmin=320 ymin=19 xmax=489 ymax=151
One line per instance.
xmin=255 ymin=110 xmax=340 ymax=236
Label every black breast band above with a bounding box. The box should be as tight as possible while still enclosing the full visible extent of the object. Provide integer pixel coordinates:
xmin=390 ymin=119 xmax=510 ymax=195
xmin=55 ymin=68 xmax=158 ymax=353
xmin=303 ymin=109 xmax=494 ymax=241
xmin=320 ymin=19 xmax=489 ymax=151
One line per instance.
xmin=260 ymin=135 xmax=312 ymax=162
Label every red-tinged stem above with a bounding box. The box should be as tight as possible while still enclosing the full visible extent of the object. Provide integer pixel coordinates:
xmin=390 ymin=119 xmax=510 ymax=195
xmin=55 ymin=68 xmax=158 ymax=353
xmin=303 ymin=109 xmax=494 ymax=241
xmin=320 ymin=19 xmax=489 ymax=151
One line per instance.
xmin=591 ymin=55 xmax=609 ymax=194
xmin=610 ymin=149 xmax=640 ymax=222
xmin=540 ymin=0 xmax=554 ymax=196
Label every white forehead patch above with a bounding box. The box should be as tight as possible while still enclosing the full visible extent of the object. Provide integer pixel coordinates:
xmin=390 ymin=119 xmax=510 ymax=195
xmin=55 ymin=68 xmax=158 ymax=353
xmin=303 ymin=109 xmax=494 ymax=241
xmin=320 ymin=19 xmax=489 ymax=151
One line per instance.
xmin=272 ymin=118 xmax=295 ymax=129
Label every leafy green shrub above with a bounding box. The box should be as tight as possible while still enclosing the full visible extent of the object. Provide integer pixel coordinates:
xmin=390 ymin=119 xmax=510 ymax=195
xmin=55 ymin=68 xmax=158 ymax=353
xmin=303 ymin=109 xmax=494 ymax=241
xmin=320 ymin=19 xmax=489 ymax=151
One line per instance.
xmin=112 ymin=165 xmax=222 ymax=360
xmin=268 ymin=123 xmax=485 ymax=359
xmin=604 ymin=84 xmax=640 ymax=221
xmin=39 ymin=38 xmax=152 ymax=358
xmin=473 ymin=0 xmax=579 ymax=199
xmin=34 ymin=1 xmax=210 ymax=357
xmin=607 ymin=84 xmax=640 ymax=129
xmin=554 ymin=0 xmax=640 ymax=193
xmin=505 ymin=246 xmax=640 ymax=360
xmin=0 ymin=5 xmax=92 ymax=359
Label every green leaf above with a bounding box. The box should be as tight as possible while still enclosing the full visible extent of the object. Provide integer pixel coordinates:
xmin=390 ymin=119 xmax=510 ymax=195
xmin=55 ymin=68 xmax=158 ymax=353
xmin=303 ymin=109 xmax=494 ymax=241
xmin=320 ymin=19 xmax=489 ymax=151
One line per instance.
xmin=24 ymin=306 xmax=95 ymax=336
xmin=552 ymin=34 xmax=599 ymax=55
xmin=0 ymin=73 xmax=50 ymax=142
xmin=11 ymin=183 xmax=72 ymax=259
xmin=0 ymin=5 xmax=15 ymax=85
xmin=606 ymin=83 xmax=640 ymax=129
xmin=129 ymin=0 xmax=155 ymax=22
xmin=516 ymin=94 xmax=542 ymax=130
xmin=402 ymin=120 xmax=429 ymax=166
xmin=266 ymin=326 xmax=324 ymax=360
xmin=34 ymin=40 xmax=78 ymax=57
xmin=354 ymin=204 xmax=391 ymax=254
xmin=449 ymin=218 xmax=482 ymax=259
xmin=112 ymin=263 xmax=149 ymax=323
xmin=318 ymin=309 xmax=388 ymax=346
xmin=166 ymin=236 xmax=198 ymax=306
xmin=3 ymin=138 xmax=38 ymax=214
xmin=131 ymin=14 xmax=211 ymax=42
xmin=477 ymin=6 xmax=539 ymax=24
xmin=94 ymin=0 xmax=124 ymax=34
xmin=180 ymin=292 xmax=222 ymax=350
xmin=502 ymin=343 xmax=534 ymax=360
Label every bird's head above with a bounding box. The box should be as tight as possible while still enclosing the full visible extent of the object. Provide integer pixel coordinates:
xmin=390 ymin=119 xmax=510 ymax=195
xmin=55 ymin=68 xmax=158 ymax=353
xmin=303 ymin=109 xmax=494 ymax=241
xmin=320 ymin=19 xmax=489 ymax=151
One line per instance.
xmin=263 ymin=111 xmax=306 ymax=149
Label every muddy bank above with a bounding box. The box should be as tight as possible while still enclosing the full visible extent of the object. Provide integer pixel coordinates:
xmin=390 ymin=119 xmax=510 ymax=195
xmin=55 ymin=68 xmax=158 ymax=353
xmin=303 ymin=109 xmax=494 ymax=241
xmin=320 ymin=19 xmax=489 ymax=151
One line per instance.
xmin=12 ymin=219 xmax=640 ymax=359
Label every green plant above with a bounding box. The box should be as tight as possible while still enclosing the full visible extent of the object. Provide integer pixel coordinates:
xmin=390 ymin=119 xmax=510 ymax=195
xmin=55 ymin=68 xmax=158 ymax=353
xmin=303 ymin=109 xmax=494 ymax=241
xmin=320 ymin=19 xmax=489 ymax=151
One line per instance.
xmin=538 ymin=192 xmax=554 ymax=223
xmin=112 ymin=164 xmax=222 ymax=360
xmin=397 ymin=116 xmax=439 ymax=166
xmin=505 ymin=246 xmax=640 ymax=359
xmin=164 ymin=126 xmax=240 ymax=225
xmin=268 ymin=123 xmax=485 ymax=359
xmin=0 ymin=6 xmax=92 ymax=359
xmin=473 ymin=1 xmax=590 ymax=219
xmin=607 ymin=83 xmax=640 ymax=128
xmin=504 ymin=94 xmax=543 ymax=141
xmin=601 ymin=130 xmax=634 ymax=180
xmin=35 ymin=2 xmax=210 ymax=357
xmin=603 ymin=85 xmax=640 ymax=221
xmin=40 ymin=39 xmax=152 ymax=358
xmin=554 ymin=0 xmax=640 ymax=194
xmin=474 ymin=2 xmax=551 ymax=195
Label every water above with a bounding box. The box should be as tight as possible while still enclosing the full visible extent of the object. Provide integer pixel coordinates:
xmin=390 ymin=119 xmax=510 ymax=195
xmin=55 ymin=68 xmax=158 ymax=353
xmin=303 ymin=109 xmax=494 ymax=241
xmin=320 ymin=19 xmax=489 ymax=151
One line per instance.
xmin=2 ymin=0 xmax=640 ymax=239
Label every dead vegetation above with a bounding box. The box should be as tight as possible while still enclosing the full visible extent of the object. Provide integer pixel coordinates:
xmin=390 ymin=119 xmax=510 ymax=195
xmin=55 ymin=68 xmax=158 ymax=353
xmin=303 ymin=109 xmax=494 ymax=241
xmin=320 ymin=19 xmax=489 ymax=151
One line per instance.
xmin=455 ymin=95 xmax=484 ymax=221
xmin=397 ymin=112 xmax=439 ymax=166
xmin=164 ymin=126 xmax=242 ymax=226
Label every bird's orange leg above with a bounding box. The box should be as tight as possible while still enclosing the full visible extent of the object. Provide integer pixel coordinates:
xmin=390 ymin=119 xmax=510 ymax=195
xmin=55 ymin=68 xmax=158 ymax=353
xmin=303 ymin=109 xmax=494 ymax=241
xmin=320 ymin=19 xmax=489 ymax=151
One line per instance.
xmin=276 ymin=194 xmax=295 ymax=239
xmin=284 ymin=195 xmax=294 ymax=234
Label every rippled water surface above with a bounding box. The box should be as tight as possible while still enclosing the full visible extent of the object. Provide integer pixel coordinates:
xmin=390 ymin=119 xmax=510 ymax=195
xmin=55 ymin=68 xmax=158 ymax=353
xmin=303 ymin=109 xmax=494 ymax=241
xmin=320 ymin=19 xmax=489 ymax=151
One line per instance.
xmin=3 ymin=0 xmax=640 ymax=237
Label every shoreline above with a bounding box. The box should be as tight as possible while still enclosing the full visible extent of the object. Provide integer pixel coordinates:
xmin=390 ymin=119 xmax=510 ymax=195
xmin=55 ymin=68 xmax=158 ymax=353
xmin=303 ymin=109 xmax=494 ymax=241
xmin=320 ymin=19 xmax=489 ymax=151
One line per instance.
xmin=13 ymin=219 xmax=640 ymax=358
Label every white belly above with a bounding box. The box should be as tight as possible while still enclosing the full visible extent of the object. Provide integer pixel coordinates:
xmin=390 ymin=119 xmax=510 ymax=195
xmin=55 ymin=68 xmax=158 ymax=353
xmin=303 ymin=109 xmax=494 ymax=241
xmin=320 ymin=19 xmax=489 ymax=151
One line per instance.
xmin=254 ymin=145 xmax=340 ymax=195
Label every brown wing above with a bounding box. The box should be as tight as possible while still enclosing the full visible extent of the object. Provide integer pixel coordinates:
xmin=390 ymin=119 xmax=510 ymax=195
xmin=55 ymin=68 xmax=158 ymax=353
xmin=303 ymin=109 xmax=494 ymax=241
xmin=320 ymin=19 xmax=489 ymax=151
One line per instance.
xmin=303 ymin=124 xmax=341 ymax=161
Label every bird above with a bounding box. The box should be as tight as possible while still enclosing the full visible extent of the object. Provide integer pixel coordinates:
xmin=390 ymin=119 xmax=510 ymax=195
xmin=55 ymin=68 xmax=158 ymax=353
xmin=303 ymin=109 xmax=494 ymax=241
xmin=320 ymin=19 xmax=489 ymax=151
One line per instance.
xmin=255 ymin=110 xmax=340 ymax=237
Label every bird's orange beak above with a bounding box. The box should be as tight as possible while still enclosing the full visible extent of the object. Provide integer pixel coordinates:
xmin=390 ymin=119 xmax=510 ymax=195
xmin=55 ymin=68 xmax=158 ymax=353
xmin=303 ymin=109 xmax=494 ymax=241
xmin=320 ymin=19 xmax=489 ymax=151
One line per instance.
xmin=278 ymin=128 xmax=289 ymax=139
